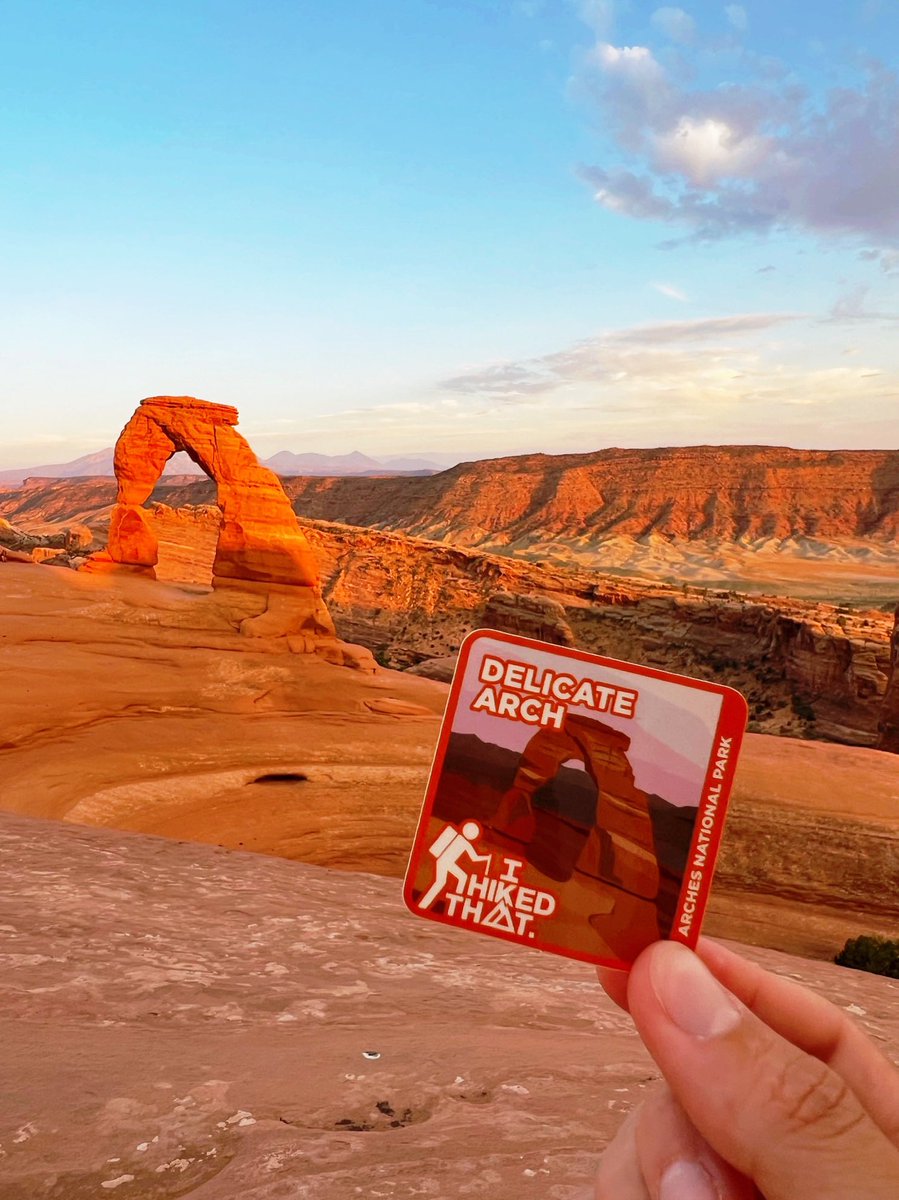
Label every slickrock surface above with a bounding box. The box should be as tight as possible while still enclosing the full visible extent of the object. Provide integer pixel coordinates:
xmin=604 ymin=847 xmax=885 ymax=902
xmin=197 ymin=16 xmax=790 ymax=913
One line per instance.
xmin=1 ymin=562 xmax=897 ymax=961
xmin=711 ymin=730 xmax=899 ymax=958
xmin=2 ymin=811 xmax=898 ymax=1200
xmin=0 ymin=562 xmax=445 ymax=875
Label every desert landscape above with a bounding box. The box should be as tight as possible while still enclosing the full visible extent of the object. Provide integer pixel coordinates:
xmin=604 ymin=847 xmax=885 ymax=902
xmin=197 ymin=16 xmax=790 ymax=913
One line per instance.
xmin=1 ymin=394 xmax=897 ymax=1194
xmin=6 ymin=3 xmax=899 ymax=1193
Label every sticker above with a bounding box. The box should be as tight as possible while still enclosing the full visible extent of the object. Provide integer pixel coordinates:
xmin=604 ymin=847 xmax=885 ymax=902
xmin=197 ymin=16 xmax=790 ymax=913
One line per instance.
xmin=403 ymin=629 xmax=748 ymax=968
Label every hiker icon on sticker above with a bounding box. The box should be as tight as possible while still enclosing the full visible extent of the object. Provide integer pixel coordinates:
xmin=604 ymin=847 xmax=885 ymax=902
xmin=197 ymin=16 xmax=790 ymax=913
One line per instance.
xmin=403 ymin=629 xmax=747 ymax=969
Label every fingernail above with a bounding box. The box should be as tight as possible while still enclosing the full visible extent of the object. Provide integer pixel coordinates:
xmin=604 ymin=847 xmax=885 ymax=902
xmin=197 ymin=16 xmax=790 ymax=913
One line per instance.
xmin=659 ymin=1160 xmax=719 ymax=1200
xmin=649 ymin=943 xmax=741 ymax=1039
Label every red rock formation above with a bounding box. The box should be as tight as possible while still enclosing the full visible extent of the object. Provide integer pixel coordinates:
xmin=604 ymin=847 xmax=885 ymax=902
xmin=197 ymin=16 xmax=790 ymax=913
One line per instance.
xmin=87 ymin=397 xmax=374 ymax=669
xmin=271 ymin=445 xmax=899 ymax=547
xmin=480 ymin=590 xmax=576 ymax=646
xmin=0 ymin=516 xmax=93 ymax=563
xmin=491 ymin=715 xmax=660 ymax=901
xmin=877 ymin=606 xmax=899 ymax=752
xmin=100 ymin=396 xmax=319 ymax=587
xmin=2 ymin=473 xmax=894 ymax=737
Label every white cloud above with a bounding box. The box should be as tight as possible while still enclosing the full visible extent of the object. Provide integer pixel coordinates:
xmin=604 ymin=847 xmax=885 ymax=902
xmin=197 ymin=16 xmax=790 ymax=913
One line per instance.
xmin=595 ymin=41 xmax=665 ymax=80
xmin=653 ymin=116 xmax=769 ymax=186
xmin=577 ymin=32 xmax=899 ymax=247
xmin=578 ymin=0 xmax=615 ymax=36
xmin=724 ymin=4 xmax=747 ymax=33
xmin=440 ymin=313 xmax=803 ymax=399
xmin=293 ymin=313 xmax=896 ymax=454
xmin=651 ymin=7 xmax=696 ymax=44
xmin=652 ymin=281 xmax=689 ymax=301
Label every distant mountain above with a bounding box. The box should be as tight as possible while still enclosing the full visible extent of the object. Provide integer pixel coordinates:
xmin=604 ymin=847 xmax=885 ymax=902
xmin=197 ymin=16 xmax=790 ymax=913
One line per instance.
xmin=0 ymin=446 xmax=444 ymax=485
xmin=0 ymin=448 xmax=206 ymax=485
xmin=264 ymin=450 xmax=384 ymax=475
xmin=379 ymin=455 xmax=447 ymax=472
xmin=0 ymin=448 xmax=117 ymax=484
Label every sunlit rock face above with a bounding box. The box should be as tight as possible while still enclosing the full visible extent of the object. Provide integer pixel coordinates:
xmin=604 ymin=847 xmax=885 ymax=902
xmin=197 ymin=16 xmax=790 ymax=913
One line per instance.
xmin=102 ymin=396 xmax=320 ymax=587
xmin=87 ymin=396 xmax=374 ymax=670
xmin=877 ymin=605 xmax=899 ymax=752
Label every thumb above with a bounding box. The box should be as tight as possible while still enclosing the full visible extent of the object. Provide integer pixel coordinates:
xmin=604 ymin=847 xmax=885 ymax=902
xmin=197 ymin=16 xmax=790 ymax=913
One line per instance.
xmin=627 ymin=941 xmax=899 ymax=1200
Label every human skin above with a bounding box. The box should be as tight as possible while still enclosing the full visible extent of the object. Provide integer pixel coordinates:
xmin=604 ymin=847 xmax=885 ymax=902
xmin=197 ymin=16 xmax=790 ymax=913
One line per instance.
xmin=594 ymin=938 xmax=899 ymax=1199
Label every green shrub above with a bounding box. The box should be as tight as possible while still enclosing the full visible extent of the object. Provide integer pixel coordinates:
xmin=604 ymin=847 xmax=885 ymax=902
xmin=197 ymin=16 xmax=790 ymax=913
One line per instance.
xmin=834 ymin=935 xmax=899 ymax=979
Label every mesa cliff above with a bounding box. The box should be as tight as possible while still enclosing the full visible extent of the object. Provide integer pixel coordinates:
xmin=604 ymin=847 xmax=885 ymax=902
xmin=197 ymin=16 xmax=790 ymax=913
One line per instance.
xmin=284 ymin=446 xmax=899 ymax=603
xmin=278 ymin=445 xmax=899 ymax=544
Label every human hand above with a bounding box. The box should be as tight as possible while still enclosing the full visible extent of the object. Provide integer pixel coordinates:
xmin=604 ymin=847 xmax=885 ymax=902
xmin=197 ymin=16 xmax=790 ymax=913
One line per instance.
xmin=594 ymin=938 xmax=899 ymax=1199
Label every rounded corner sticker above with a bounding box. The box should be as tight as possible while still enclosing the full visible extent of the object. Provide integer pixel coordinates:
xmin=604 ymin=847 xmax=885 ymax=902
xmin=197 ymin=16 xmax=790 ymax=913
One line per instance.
xmin=403 ymin=630 xmax=747 ymax=968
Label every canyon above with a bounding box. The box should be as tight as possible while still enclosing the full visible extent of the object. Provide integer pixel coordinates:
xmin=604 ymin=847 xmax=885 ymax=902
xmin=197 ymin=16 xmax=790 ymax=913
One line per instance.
xmin=2 ymin=429 xmax=897 ymax=1197
xmin=4 ymin=443 xmax=899 ymax=603
xmin=1 ymin=479 xmax=896 ymax=749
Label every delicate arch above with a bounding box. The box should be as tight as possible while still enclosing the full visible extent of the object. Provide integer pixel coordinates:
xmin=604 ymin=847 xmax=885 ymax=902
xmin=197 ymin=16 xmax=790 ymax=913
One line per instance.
xmin=106 ymin=396 xmax=319 ymax=588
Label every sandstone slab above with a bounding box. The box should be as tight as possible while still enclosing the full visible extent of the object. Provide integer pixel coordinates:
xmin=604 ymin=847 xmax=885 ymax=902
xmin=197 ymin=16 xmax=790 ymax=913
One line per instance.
xmin=1 ymin=811 xmax=898 ymax=1199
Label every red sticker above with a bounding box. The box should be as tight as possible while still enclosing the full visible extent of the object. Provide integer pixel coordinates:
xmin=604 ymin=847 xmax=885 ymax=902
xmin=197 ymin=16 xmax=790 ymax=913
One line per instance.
xmin=403 ymin=629 xmax=747 ymax=968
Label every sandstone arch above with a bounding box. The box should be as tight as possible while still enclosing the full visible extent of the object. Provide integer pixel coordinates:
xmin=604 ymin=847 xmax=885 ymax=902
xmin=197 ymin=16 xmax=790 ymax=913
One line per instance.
xmin=91 ymin=396 xmax=374 ymax=669
xmin=106 ymin=396 xmax=319 ymax=588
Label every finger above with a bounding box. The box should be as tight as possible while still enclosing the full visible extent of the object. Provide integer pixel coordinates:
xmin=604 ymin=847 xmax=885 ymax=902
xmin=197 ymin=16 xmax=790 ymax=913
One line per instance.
xmin=595 ymin=1104 xmax=651 ymax=1200
xmin=635 ymin=1086 xmax=759 ymax=1200
xmin=596 ymin=964 xmax=631 ymax=1012
xmin=628 ymin=941 xmax=899 ymax=1200
xmin=697 ymin=937 xmax=899 ymax=1142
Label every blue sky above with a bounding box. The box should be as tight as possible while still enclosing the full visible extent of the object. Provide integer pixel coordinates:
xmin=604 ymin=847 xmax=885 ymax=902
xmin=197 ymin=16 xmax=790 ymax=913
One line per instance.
xmin=2 ymin=0 xmax=898 ymax=467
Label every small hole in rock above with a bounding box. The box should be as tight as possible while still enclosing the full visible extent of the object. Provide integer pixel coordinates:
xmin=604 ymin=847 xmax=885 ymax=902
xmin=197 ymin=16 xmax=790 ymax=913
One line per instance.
xmin=251 ymin=773 xmax=309 ymax=784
